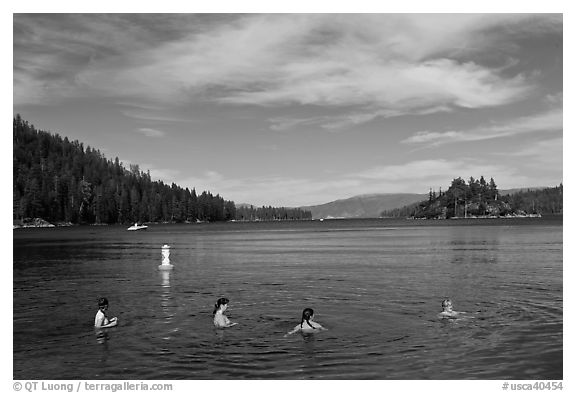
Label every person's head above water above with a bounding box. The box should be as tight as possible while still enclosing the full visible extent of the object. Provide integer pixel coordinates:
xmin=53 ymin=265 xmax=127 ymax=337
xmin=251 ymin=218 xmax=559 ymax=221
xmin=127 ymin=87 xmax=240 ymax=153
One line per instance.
xmin=213 ymin=297 xmax=229 ymax=315
xmin=300 ymin=308 xmax=316 ymax=329
xmin=442 ymin=299 xmax=453 ymax=311
xmin=98 ymin=297 xmax=109 ymax=310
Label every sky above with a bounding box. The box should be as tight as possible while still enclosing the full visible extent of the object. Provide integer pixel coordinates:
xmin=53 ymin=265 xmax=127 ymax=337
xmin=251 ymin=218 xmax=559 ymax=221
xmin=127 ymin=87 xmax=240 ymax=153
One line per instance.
xmin=12 ymin=13 xmax=563 ymax=207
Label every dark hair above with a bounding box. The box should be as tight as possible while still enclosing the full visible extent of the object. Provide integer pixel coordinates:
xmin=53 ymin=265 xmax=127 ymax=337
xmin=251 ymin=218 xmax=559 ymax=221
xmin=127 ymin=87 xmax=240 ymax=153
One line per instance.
xmin=442 ymin=299 xmax=452 ymax=309
xmin=213 ymin=297 xmax=229 ymax=315
xmin=98 ymin=297 xmax=109 ymax=309
xmin=300 ymin=308 xmax=316 ymax=329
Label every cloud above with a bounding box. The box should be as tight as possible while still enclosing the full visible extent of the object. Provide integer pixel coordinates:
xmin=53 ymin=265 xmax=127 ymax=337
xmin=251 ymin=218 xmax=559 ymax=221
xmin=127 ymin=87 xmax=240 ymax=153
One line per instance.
xmin=218 ymin=58 xmax=531 ymax=109
xmin=352 ymin=159 xmax=530 ymax=189
xmin=503 ymin=137 xmax=563 ymax=170
xmin=13 ymin=14 xmax=156 ymax=105
xmin=268 ymin=112 xmax=395 ymax=132
xmin=402 ymin=108 xmax=563 ymax=147
xmin=270 ymin=105 xmax=453 ymax=131
xmin=118 ymin=102 xmax=193 ymax=123
xmin=544 ymin=92 xmax=563 ymax=106
xmin=269 ymin=117 xmax=321 ymax=132
xmin=122 ymin=110 xmax=191 ymax=123
xmin=135 ymin=128 xmax=166 ymax=138
xmin=14 ymin=14 xmax=560 ymax=118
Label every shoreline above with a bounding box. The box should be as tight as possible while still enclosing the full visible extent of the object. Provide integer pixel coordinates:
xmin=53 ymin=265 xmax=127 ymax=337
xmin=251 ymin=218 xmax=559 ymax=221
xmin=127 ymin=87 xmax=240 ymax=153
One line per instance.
xmin=13 ymin=214 xmax=562 ymax=230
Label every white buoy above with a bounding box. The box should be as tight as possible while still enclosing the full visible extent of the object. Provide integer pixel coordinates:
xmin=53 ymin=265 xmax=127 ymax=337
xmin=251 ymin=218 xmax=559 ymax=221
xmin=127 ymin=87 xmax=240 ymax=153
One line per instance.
xmin=158 ymin=244 xmax=174 ymax=270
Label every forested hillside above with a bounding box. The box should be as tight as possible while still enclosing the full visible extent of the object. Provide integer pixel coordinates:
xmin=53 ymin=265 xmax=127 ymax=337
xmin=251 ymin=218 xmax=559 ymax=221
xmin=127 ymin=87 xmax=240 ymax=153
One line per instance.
xmin=500 ymin=185 xmax=563 ymax=215
xmin=13 ymin=115 xmax=310 ymax=225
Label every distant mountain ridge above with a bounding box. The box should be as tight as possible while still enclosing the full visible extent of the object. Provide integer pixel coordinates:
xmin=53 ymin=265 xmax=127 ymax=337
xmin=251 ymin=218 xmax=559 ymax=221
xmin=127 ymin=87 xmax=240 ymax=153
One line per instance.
xmin=499 ymin=187 xmax=546 ymax=195
xmin=299 ymin=193 xmax=427 ymax=219
xmin=299 ymin=188 xmax=550 ymax=219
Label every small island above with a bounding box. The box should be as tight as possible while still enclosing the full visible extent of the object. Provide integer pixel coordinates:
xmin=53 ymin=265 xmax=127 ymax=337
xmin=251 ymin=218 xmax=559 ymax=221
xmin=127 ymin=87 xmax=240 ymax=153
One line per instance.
xmin=381 ymin=177 xmax=562 ymax=219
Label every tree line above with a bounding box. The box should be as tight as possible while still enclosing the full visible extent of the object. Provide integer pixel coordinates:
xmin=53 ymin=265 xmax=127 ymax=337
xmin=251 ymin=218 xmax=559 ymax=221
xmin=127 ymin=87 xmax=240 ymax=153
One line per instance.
xmin=501 ymin=185 xmax=563 ymax=215
xmin=381 ymin=176 xmax=562 ymax=219
xmin=13 ymin=115 xmax=311 ymax=225
xmin=235 ymin=205 xmax=311 ymax=221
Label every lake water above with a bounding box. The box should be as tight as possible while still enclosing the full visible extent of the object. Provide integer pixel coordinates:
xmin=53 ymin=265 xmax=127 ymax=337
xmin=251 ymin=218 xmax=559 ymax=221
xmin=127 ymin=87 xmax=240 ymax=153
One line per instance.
xmin=13 ymin=217 xmax=563 ymax=380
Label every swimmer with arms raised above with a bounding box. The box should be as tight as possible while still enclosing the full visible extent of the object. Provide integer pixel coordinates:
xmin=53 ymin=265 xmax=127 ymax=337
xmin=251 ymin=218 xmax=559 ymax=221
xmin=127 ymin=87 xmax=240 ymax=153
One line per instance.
xmin=285 ymin=308 xmax=327 ymax=336
xmin=94 ymin=297 xmax=118 ymax=328
xmin=213 ymin=297 xmax=238 ymax=328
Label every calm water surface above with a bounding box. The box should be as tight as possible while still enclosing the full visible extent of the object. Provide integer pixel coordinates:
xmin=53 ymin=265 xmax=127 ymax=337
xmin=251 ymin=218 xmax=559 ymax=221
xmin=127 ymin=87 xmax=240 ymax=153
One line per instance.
xmin=13 ymin=218 xmax=563 ymax=379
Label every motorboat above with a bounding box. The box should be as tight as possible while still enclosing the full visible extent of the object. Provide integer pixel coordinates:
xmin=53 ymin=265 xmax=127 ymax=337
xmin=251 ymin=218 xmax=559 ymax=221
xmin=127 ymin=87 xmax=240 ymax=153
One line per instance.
xmin=127 ymin=223 xmax=148 ymax=231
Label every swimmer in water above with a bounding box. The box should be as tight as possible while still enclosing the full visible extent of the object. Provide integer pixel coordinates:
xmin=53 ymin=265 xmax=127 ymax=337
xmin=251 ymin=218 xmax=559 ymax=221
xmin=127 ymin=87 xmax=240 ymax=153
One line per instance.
xmin=94 ymin=297 xmax=118 ymax=328
xmin=213 ymin=297 xmax=238 ymax=328
xmin=285 ymin=308 xmax=327 ymax=336
xmin=438 ymin=298 xmax=460 ymax=318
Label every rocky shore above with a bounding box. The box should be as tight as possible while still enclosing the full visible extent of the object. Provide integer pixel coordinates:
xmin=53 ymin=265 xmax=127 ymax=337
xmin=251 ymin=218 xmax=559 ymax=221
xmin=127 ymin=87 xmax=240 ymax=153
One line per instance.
xmin=13 ymin=218 xmax=73 ymax=228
